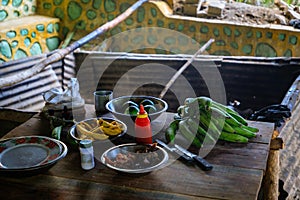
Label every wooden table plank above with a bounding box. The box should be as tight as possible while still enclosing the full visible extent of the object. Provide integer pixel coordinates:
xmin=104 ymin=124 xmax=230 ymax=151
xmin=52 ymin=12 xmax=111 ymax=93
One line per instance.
xmin=0 ymin=151 xmax=263 ymax=200
xmin=0 ymin=175 xmax=211 ymax=200
xmin=0 ymin=105 xmax=274 ymax=200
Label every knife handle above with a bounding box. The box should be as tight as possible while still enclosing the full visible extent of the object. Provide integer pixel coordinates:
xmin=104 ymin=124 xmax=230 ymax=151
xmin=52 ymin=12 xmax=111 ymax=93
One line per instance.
xmin=193 ymin=156 xmax=213 ymax=171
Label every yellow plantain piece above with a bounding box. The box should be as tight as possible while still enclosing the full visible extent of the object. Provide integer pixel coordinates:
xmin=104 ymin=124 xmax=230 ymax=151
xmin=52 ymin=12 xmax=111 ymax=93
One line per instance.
xmin=91 ymin=126 xmax=104 ymax=134
xmin=76 ymin=123 xmax=109 ymax=141
xmin=80 ymin=121 xmax=94 ymax=130
xmin=76 ymin=118 xmax=124 ymax=140
xmin=101 ymin=126 xmax=122 ymax=136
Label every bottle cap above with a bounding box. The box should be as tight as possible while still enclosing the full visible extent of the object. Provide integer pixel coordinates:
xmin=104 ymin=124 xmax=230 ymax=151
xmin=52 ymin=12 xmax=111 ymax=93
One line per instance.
xmin=139 ymin=104 xmax=146 ymax=114
xmin=137 ymin=104 xmax=148 ymax=118
xmin=79 ymin=139 xmax=93 ymax=148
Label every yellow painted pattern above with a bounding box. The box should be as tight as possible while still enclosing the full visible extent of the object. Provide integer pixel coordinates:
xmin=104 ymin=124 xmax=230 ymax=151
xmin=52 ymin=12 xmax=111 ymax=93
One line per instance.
xmin=35 ymin=0 xmax=300 ymax=57
xmin=0 ymin=15 xmax=60 ymax=62
xmin=0 ymin=0 xmax=37 ymax=22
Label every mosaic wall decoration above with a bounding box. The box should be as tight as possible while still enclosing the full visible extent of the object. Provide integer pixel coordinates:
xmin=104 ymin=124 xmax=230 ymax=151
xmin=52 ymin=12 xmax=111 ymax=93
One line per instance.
xmin=0 ymin=0 xmax=37 ymax=22
xmin=36 ymin=0 xmax=300 ymax=57
xmin=0 ymin=15 xmax=60 ymax=63
xmin=1 ymin=0 xmax=299 ymax=62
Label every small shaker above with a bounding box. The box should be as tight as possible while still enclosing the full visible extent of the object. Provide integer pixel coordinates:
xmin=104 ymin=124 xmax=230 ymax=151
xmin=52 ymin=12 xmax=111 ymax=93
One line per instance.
xmin=79 ymin=139 xmax=95 ymax=170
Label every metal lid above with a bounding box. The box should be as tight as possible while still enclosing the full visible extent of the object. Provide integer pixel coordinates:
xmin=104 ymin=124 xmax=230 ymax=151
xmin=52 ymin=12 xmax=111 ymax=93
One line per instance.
xmin=79 ymin=139 xmax=93 ymax=148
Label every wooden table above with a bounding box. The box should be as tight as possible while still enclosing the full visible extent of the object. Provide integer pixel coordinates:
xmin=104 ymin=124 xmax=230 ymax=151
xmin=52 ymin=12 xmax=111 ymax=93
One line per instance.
xmin=0 ymin=105 xmax=274 ymax=199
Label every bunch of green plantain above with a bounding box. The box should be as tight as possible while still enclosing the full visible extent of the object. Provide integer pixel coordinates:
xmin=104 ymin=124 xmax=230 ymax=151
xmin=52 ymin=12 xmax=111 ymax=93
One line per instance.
xmin=165 ymin=96 xmax=259 ymax=147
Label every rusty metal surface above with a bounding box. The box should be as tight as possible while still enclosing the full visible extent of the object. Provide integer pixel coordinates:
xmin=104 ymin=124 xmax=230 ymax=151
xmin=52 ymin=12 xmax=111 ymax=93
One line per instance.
xmin=0 ymin=53 xmax=76 ymax=111
xmin=75 ymin=52 xmax=300 ymax=112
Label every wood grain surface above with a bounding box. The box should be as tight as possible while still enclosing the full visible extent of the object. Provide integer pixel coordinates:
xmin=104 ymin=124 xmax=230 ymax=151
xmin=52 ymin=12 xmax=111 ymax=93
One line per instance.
xmin=0 ymin=104 xmax=274 ymax=200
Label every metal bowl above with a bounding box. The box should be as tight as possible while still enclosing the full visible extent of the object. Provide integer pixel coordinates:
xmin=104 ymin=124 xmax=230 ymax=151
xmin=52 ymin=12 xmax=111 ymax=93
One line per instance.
xmin=101 ymin=143 xmax=168 ymax=173
xmin=105 ymin=95 xmax=168 ymax=129
xmin=69 ymin=117 xmax=127 ymax=143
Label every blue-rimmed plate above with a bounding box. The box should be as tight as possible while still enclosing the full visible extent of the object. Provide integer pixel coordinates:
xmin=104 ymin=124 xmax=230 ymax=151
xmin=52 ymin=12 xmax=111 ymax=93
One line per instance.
xmin=0 ymin=136 xmax=67 ymax=174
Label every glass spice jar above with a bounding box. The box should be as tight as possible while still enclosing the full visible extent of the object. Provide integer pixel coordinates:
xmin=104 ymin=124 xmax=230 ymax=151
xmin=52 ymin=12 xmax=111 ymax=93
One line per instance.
xmin=79 ymin=139 xmax=95 ymax=170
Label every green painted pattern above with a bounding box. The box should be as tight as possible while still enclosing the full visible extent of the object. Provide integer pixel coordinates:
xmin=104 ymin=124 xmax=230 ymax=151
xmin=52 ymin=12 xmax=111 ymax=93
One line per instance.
xmin=92 ymin=0 xmax=102 ymax=9
xmin=147 ymin=35 xmax=157 ymax=45
xmin=2 ymin=0 xmax=9 ymax=6
xmin=82 ymin=0 xmax=90 ymax=3
xmin=230 ymin=42 xmax=238 ymax=49
xmin=266 ymin=32 xmax=273 ymax=39
xmin=0 ymin=40 xmax=12 ymax=58
xmin=0 ymin=10 xmax=8 ymax=21
xmin=177 ymin=24 xmax=184 ymax=31
xmin=278 ymin=33 xmax=285 ymax=41
xmin=284 ymin=49 xmax=292 ymax=57
xmin=213 ymin=28 xmax=219 ymax=37
xmin=47 ymin=24 xmax=54 ymax=33
xmin=289 ymin=35 xmax=297 ymax=45
xmin=242 ymin=44 xmax=253 ymax=55
xmin=104 ymin=0 xmax=116 ymax=13
xmin=157 ymin=19 xmax=164 ymax=27
xmin=164 ymin=36 xmax=175 ymax=45
xmin=12 ymin=0 xmax=23 ymax=7
xmin=1 ymin=0 xmax=300 ymax=62
xmin=31 ymin=32 xmax=36 ymax=38
xmin=24 ymin=37 xmax=31 ymax=47
xmin=223 ymin=27 xmax=231 ymax=36
xmin=255 ymin=43 xmax=276 ymax=57
xmin=256 ymin=31 xmax=262 ymax=38
xmin=11 ymin=40 xmax=19 ymax=48
xmin=216 ymin=40 xmax=226 ymax=46
xmin=30 ymin=42 xmax=42 ymax=55
xmin=36 ymin=24 xmax=45 ymax=32
xmin=168 ymin=23 xmax=175 ymax=30
xmin=189 ymin=25 xmax=196 ymax=32
xmin=14 ymin=48 xmax=27 ymax=59
xmin=137 ymin=7 xmax=145 ymax=23
xmin=234 ymin=29 xmax=241 ymax=37
xmin=68 ymin=1 xmax=82 ymax=20
xmin=13 ymin=11 xmax=20 ymax=17
xmin=46 ymin=36 xmax=60 ymax=50
xmin=43 ymin=3 xmax=52 ymax=9
xmin=24 ymin=5 xmax=29 ymax=12
xmin=151 ymin=7 xmax=157 ymax=17
xmin=76 ymin=20 xmax=86 ymax=30
xmin=1 ymin=0 xmax=36 ymax=22
xmin=0 ymin=14 xmax=60 ymax=62
xmin=54 ymin=7 xmax=64 ymax=19
xmin=86 ymin=10 xmax=96 ymax=20
xmin=6 ymin=31 xmax=16 ymax=38
xmin=246 ymin=31 xmax=253 ymax=38
xmin=54 ymin=0 xmax=63 ymax=6
xmin=200 ymin=25 xmax=208 ymax=33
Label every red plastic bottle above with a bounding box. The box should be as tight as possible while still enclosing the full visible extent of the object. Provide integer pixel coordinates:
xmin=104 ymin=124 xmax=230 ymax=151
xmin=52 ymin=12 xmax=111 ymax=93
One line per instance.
xmin=135 ymin=104 xmax=153 ymax=144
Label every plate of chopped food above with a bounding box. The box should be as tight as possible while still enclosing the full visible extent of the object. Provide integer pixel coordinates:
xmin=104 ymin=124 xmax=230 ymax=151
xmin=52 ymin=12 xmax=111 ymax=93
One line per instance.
xmin=101 ymin=143 xmax=168 ymax=173
xmin=69 ymin=117 xmax=127 ymax=143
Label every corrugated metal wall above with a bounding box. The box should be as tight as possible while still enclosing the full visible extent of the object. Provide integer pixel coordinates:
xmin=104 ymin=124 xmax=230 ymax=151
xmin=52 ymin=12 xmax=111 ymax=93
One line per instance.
xmin=0 ymin=52 xmax=76 ymax=111
xmin=75 ymin=52 xmax=300 ymax=113
xmin=2 ymin=51 xmax=300 ymax=113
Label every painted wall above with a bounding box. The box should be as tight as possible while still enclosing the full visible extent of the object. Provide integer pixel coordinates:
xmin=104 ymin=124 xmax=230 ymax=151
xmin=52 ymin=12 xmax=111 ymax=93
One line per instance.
xmin=0 ymin=0 xmax=60 ymax=63
xmin=0 ymin=0 xmax=37 ymax=22
xmin=0 ymin=0 xmax=297 ymax=61
xmin=36 ymin=0 xmax=300 ymax=57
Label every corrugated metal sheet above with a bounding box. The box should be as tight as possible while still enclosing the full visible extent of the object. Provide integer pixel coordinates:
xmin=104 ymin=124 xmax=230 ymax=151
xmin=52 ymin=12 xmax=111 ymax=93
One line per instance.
xmin=75 ymin=52 xmax=300 ymax=112
xmin=0 ymin=52 xmax=76 ymax=111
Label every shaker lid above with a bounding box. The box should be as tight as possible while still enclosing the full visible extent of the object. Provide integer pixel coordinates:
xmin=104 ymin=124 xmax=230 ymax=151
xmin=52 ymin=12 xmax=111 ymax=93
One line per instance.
xmin=79 ymin=139 xmax=93 ymax=148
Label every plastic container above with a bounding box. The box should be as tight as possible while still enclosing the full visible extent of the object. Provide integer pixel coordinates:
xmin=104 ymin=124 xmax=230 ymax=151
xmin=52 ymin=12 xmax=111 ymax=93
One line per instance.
xmin=79 ymin=139 xmax=95 ymax=170
xmin=134 ymin=104 xmax=153 ymax=144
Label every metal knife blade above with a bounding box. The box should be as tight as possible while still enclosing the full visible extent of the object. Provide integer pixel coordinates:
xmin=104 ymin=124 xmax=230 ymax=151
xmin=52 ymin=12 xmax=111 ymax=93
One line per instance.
xmin=174 ymin=144 xmax=213 ymax=171
xmin=155 ymin=139 xmax=193 ymax=161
